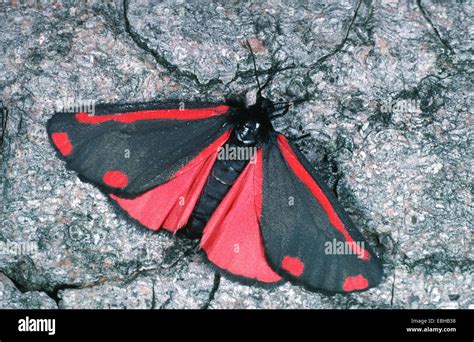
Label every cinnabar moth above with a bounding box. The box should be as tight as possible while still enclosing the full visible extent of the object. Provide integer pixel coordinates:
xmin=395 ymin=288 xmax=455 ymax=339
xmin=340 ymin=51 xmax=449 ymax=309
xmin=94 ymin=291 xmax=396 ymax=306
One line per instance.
xmin=47 ymin=45 xmax=383 ymax=293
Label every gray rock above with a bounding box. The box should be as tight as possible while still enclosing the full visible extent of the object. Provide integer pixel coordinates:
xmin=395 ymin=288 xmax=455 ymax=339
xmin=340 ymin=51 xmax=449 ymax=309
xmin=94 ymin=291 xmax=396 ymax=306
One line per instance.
xmin=0 ymin=272 xmax=57 ymax=309
xmin=0 ymin=0 xmax=472 ymax=309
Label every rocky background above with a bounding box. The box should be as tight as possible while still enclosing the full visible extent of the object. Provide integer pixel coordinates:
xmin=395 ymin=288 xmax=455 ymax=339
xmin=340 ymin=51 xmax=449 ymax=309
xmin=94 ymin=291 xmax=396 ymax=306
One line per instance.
xmin=0 ymin=0 xmax=472 ymax=309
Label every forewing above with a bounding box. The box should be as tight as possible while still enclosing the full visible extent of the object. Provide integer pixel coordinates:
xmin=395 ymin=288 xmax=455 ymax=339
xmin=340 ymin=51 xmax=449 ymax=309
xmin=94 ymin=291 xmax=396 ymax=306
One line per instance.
xmin=260 ymin=134 xmax=383 ymax=292
xmin=47 ymin=101 xmax=232 ymax=197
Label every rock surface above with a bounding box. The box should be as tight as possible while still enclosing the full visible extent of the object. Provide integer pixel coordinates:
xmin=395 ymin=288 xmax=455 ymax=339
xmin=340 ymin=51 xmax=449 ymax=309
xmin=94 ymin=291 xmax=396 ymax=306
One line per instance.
xmin=0 ymin=0 xmax=472 ymax=309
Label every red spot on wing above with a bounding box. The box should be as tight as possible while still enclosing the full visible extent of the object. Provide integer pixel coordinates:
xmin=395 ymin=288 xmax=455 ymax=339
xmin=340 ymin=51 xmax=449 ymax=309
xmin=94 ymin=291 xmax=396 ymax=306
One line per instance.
xmin=281 ymin=256 xmax=304 ymax=276
xmin=51 ymin=132 xmax=73 ymax=156
xmin=110 ymin=131 xmax=231 ymax=232
xmin=342 ymin=274 xmax=369 ymax=291
xmin=103 ymin=171 xmax=129 ymax=188
xmin=75 ymin=105 xmax=229 ymax=124
xmin=200 ymin=149 xmax=281 ymax=283
xmin=277 ymin=135 xmax=370 ymax=261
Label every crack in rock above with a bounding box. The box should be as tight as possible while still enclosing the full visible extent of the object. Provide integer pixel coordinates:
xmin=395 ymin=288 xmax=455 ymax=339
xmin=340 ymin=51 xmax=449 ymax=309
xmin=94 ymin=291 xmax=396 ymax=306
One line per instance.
xmin=201 ymin=272 xmax=221 ymax=310
xmin=309 ymin=0 xmax=363 ymax=67
xmin=151 ymin=280 xmax=156 ymax=309
xmin=417 ymin=0 xmax=455 ymax=54
xmin=122 ymin=0 xmax=223 ymax=90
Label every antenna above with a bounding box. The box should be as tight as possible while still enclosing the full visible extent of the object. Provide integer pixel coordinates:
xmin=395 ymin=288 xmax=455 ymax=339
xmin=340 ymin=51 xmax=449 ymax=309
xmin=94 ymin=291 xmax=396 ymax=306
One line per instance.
xmin=246 ymin=40 xmax=262 ymax=94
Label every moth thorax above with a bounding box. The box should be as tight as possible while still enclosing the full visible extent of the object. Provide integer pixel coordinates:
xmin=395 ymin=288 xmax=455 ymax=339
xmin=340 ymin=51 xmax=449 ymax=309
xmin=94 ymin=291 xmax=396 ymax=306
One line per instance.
xmin=236 ymin=121 xmax=261 ymax=145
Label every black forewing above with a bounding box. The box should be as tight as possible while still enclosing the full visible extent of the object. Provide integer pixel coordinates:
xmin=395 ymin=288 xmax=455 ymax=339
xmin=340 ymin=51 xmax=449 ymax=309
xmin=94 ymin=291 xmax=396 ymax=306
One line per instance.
xmin=47 ymin=101 xmax=232 ymax=197
xmin=260 ymin=134 xmax=383 ymax=293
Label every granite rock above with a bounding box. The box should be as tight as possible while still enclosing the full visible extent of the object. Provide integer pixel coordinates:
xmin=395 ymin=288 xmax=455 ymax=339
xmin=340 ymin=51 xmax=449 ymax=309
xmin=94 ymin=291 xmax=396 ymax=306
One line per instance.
xmin=0 ymin=0 xmax=472 ymax=309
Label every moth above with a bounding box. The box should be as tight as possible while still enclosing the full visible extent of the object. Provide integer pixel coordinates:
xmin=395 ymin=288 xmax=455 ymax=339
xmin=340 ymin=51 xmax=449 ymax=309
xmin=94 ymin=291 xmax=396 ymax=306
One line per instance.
xmin=47 ymin=46 xmax=383 ymax=293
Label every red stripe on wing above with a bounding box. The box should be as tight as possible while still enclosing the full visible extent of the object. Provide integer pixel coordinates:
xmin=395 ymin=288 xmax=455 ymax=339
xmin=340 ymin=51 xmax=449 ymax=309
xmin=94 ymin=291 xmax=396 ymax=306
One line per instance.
xmin=75 ymin=105 xmax=229 ymax=124
xmin=110 ymin=130 xmax=231 ymax=232
xmin=277 ymin=135 xmax=370 ymax=261
xmin=200 ymin=149 xmax=281 ymax=283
